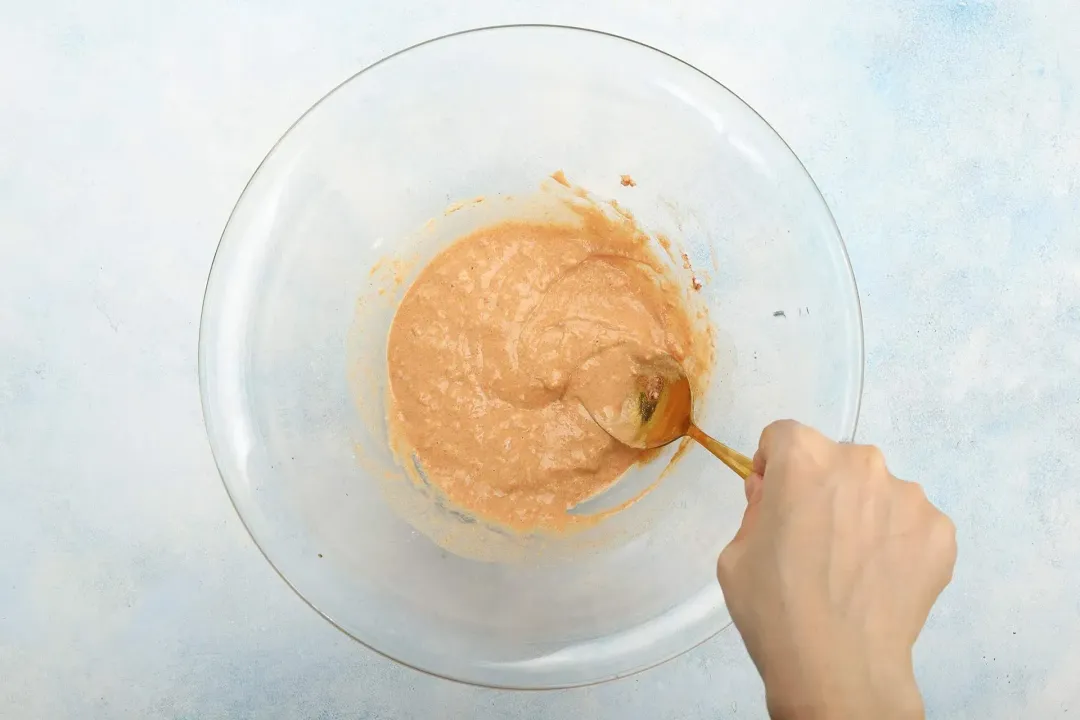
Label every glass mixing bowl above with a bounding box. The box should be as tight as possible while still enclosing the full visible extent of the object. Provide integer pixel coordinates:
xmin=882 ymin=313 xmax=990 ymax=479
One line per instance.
xmin=199 ymin=25 xmax=863 ymax=689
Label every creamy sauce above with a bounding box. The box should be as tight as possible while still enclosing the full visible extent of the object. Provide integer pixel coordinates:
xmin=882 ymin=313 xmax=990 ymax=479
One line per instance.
xmin=386 ymin=198 xmax=709 ymax=532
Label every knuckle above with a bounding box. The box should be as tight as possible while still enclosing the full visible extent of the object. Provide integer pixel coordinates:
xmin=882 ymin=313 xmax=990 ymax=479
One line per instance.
xmin=932 ymin=512 xmax=958 ymax=551
xmin=766 ymin=418 xmax=800 ymax=435
xmin=930 ymin=513 xmax=958 ymax=581
xmin=760 ymin=419 xmax=796 ymax=450
xmin=903 ymin=479 xmax=929 ymax=503
xmin=853 ymin=444 xmax=888 ymax=475
xmin=787 ymin=421 xmax=819 ymax=447
xmin=791 ymin=424 xmax=835 ymax=463
xmin=759 ymin=420 xmax=801 ymax=472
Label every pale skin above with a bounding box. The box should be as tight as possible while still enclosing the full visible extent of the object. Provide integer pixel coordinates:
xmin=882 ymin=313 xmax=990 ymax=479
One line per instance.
xmin=717 ymin=420 xmax=958 ymax=720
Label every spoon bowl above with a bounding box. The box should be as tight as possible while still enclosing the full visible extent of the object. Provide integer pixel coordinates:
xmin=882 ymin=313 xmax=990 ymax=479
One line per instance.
xmin=578 ymin=352 xmax=754 ymax=483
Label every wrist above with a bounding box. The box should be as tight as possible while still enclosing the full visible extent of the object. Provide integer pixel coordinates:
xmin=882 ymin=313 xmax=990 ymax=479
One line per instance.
xmin=764 ymin=652 xmax=923 ymax=720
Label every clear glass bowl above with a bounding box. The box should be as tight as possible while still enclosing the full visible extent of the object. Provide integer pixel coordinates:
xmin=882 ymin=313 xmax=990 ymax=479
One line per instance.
xmin=199 ymin=25 xmax=863 ymax=689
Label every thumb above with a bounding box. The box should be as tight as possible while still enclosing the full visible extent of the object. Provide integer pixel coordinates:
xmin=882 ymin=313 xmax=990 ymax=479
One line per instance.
xmin=717 ymin=471 xmax=763 ymax=586
xmin=744 ymin=469 xmax=764 ymax=505
xmin=732 ymin=470 xmax=764 ymax=542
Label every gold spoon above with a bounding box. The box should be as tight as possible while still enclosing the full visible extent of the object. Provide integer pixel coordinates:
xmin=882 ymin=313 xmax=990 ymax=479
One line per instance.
xmin=578 ymin=353 xmax=753 ymax=480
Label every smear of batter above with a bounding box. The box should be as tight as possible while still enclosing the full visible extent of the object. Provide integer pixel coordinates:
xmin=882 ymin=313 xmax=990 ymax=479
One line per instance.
xmin=386 ymin=191 xmax=710 ymax=532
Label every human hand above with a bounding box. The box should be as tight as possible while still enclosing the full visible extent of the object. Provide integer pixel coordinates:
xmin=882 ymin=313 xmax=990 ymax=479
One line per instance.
xmin=716 ymin=421 xmax=957 ymax=720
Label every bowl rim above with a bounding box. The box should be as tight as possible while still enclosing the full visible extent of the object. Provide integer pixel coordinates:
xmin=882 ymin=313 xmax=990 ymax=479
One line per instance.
xmin=198 ymin=22 xmax=865 ymax=690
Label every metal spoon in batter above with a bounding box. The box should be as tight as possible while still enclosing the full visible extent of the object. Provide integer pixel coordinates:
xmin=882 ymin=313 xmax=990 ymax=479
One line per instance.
xmin=580 ymin=353 xmax=753 ymax=480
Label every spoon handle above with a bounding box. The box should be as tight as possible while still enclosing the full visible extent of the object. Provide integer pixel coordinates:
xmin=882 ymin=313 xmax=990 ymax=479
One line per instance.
xmin=687 ymin=424 xmax=754 ymax=480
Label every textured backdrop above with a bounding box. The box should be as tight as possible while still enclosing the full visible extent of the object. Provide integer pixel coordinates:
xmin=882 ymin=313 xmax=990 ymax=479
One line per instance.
xmin=1 ymin=0 xmax=1078 ymax=717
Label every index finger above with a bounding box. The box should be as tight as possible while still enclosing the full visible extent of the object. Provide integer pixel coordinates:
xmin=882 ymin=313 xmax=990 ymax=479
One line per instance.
xmin=756 ymin=420 xmax=835 ymax=474
xmin=756 ymin=419 xmax=803 ymax=467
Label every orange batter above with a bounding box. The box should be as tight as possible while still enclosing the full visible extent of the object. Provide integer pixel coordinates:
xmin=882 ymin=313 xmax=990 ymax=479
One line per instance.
xmin=386 ymin=197 xmax=708 ymax=532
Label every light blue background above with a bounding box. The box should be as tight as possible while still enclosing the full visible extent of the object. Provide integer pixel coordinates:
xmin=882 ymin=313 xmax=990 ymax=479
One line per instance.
xmin=2 ymin=0 xmax=1078 ymax=717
